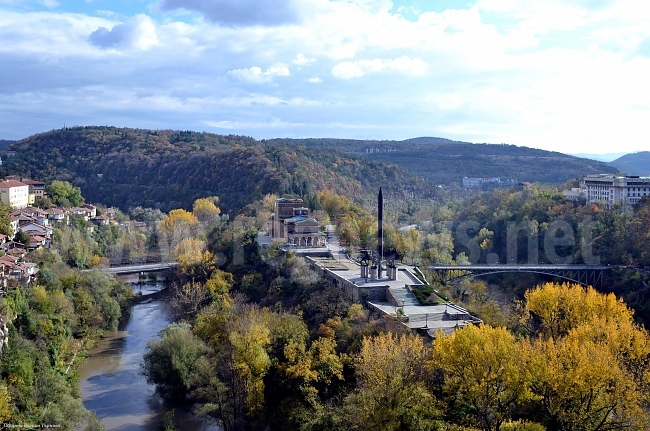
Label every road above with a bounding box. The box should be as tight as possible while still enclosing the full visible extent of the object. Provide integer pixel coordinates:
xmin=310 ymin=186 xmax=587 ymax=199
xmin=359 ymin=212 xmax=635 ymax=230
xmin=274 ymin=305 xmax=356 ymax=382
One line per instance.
xmin=103 ymin=262 xmax=178 ymax=275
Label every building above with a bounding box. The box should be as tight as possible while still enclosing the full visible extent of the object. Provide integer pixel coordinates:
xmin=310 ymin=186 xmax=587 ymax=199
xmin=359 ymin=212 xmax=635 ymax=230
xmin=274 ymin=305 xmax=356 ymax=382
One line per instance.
xmin=0 ymin=180 xmax=29 ymax=209
xmin=284 ymin=211 xmax=326 ymax=247
xmin=582 ymin=175 xmax=650 ymax=210
xmin=270 ymin=198 xmax=305 ymax=239
xmin=268 ymin=198 xmax=326 ymax=247
xmin=462 ymin=177 xmax=501 ymax=187
xmin=563 ymin=187 xmax=586 ymax=202
xmin=22 ymin=179 xmax=46 ymax=204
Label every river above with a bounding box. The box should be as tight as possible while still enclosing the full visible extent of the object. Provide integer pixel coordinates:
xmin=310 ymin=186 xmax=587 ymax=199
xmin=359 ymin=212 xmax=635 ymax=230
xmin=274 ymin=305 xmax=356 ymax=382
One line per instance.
xmin=79 ymin=276 xmax=221 ymax=430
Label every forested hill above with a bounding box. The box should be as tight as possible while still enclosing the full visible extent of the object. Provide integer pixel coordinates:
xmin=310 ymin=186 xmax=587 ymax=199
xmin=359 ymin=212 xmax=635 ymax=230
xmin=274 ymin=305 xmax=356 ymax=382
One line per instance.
xmin=609 ymin=151 xmax=650 ymax=176
xmin=0 ymin=139 xmax=14 ymax=150
xmin=269 ymin=137 xmax=618 ymax=185
xmin=3 ymin=127 xmax=431 ymax=213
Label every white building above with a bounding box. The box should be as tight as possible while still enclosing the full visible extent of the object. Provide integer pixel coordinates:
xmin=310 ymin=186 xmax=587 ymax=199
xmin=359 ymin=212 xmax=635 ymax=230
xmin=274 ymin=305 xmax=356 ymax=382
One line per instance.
xmin=462 ymin=177 xmax=501 ymax=187
xmin=0 ymin=180 xmax=29 ymax=209
xmin=582 ymin=175 xmax=650 ymax=210
xmin=563 ymin=187 xmax=586 ymax=202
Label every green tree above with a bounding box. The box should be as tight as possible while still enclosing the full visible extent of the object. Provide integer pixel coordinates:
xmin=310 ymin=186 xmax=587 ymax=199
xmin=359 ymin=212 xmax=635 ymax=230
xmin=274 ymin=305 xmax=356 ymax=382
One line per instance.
xmin=142 ymin=323 xmax=212 ymax=401
xmin=0 ymin=203 xmax=11 ymax=236
xmin=47 ymin=180 xmax=83 ymax=207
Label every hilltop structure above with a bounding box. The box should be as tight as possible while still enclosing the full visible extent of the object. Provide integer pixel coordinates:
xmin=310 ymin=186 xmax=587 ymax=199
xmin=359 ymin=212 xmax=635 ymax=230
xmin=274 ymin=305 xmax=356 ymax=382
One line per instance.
xmin=269 ymin=197 xmax=326 ymax=247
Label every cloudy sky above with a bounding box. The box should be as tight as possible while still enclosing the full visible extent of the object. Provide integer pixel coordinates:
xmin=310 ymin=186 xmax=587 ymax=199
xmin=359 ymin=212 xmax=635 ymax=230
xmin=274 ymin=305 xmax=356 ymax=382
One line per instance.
xmin=1 ymin=0 xmax=649 ymax=154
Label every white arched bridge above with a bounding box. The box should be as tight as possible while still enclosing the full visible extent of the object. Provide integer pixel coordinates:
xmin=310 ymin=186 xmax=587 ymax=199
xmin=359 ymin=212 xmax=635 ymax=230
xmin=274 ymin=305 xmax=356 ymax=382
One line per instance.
xmin=427 ymin=264 xmax=610 ymax=287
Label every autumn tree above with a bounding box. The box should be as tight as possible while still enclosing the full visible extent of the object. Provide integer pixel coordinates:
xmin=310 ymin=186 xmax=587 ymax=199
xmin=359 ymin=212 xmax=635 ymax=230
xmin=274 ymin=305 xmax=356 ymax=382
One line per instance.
xmin=434 ymin=324 xmax=531 ymax=431
xmin=343 ymin=332 xmax=439 ymax=431
xmin=193 ymin=196 xmax=222 ymax=231
xmin=159 ymin=208 xmax=198 ymax=260
xmin=521 ymin=282 xmax=650 ymax=430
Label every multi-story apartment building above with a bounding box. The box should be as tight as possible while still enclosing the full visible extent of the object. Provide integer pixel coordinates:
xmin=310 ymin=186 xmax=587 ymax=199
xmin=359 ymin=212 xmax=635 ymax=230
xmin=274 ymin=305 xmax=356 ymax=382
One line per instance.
xmin=582 ymin=174 xmax=650 ymax=210
xmin=0 ymin=180 xmax=29 ymax=209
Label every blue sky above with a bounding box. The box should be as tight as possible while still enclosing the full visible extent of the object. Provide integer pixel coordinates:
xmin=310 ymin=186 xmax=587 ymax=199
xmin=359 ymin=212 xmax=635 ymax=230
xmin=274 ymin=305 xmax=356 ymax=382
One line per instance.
xmin=1 ymin=0 xmax=649 ymax=154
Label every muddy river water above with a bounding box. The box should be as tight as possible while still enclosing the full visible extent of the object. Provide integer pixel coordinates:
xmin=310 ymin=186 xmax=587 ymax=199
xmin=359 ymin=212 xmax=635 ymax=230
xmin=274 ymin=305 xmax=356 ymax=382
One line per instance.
xmin=79 ymin=279 xmax=221 ymax=430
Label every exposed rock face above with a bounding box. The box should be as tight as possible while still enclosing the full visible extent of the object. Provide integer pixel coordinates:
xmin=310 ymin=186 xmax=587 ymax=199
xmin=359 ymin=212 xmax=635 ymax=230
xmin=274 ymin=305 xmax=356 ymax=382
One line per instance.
xmin=0 ymin=319 xmax=7 ymax=354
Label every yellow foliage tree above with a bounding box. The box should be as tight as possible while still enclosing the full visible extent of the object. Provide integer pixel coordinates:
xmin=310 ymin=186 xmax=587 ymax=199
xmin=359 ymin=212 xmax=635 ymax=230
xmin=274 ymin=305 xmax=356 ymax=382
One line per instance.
xmin=344 ymin=332 xmax=439 ymax=431
xmin=522 ymin=282 xmax=634 ymax=341
xmin=522 ymin=282 xmax=650 ymax=430
xmin=530 ymin=335 xmax=647 ymax=431
xmin=283 ymin=335 xmax=344 ymax=404
xmin=193 ymin=196 xmax=221 ymax=227
xmin=159 ymin=208 xmax=198 ymax=259
xmin=228 ymin=313 xmax=272 ymax=418
xmin=0 ymin=383 xmax=10 ymax=422
xmin=433 ymin=324 xmax=530 ymax=431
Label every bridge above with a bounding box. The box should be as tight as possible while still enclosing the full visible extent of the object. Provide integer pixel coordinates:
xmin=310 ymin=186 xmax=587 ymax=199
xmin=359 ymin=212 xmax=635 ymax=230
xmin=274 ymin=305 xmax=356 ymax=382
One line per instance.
xmin=103 ymin=262 xmax=178 ymax=275
xmin=427 ymin=264 xmax=609 ymax=287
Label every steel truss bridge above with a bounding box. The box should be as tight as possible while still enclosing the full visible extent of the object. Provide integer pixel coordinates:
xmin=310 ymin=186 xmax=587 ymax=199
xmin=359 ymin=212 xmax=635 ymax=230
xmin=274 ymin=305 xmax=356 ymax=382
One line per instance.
xmin=427 ymin=264 xmax=609 ymax=287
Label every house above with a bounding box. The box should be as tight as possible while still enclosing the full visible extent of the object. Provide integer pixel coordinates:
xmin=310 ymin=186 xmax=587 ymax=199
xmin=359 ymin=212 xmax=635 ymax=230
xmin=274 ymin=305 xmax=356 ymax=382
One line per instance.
xmin=91 ymin=215 xmax=110 ymax=226
xmin=46 ymin=208 xmax=66 ymax=223
xmin=70 ymin=207 xmax=94 ymax=220
xmin=19 ymin=221 xmax=53 ymax=238
xmin=26 ymin=232 xmax=48 ymax=250
xmin=9 ymin=216 xmax=19 ymax=238
xmin=0 ymin=241 xmax=26 ymax=258
xmin=0 ymin=179 xmax=29 ymax=209
xmin=81 ymin=204 xmax=97 ymax=218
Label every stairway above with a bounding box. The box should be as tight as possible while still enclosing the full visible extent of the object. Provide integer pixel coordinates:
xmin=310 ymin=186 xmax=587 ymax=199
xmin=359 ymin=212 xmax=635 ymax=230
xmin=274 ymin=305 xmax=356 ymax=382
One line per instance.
xmin=388 ymin=286 xmax=420 ymax=307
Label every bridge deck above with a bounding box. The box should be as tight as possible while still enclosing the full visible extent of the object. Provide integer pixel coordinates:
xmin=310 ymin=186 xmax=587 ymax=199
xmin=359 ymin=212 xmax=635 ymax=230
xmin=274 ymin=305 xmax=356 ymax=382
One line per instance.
xmin=427 ymin=264 xmax=609 ymax=286
xmin=104 ymin=262 xmax=178 ymax=275
xmin=428 ymin=264 xmax=609 ymax=270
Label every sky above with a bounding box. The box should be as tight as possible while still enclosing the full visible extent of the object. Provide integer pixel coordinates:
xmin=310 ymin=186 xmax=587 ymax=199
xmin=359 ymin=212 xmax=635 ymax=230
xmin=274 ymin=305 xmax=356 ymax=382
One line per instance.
xmin=1 ymin=0 xmax=650 ymax=154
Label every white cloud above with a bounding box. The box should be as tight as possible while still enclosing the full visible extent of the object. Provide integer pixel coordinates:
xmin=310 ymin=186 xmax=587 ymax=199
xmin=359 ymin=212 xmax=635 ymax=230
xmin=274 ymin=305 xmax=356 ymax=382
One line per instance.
xmin=332 ymin=55 xmax=428 ymax=79
xmin=293 ymin=53 xmax=315 ymax=65
xmin=89 ymin=14 xmax=159 ymax=51
xmin=228 ymin=63 xmax=291 ymax=83
xmin=3 ymin=0 xmax=650 ymax=154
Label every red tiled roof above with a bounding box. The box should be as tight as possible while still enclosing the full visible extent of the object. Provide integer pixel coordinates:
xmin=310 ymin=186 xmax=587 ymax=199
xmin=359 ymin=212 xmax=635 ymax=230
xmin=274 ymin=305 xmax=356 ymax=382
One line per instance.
xmin=0 ymin=180 xmax=28 ymax=188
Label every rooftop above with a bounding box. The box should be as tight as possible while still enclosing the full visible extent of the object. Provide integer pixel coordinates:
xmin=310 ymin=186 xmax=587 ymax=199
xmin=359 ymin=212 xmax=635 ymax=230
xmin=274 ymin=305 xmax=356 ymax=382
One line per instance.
xmin=0 ymin=180 xmax=28 ymax=188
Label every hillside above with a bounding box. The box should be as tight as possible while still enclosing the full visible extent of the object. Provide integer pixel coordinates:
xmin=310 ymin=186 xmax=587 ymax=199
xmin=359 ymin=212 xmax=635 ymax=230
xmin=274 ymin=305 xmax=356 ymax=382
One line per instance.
xmin=270 ymin=137 xmax=618 ymax=185
xmin=3 ymin=127 xmax=431 ymax=213
xmin=609 ymin=152 xmax=650 ymax=176
xmin=0 ymin=139 xmax=14 ymax=150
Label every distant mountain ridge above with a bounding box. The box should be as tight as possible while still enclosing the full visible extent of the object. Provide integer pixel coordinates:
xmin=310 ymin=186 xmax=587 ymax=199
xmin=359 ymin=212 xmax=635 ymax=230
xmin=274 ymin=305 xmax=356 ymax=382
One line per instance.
xmin=608 ymin=152 xmax=650 ymax=176
xmin=270 ymin=137 xmax=618 ymax=185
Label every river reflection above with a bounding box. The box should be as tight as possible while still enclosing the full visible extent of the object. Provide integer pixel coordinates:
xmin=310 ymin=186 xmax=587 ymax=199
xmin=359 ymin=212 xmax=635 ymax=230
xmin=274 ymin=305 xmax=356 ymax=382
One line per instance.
xmin=80 ymin=284 xmax=221 ymax=431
